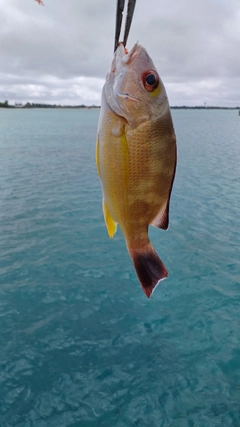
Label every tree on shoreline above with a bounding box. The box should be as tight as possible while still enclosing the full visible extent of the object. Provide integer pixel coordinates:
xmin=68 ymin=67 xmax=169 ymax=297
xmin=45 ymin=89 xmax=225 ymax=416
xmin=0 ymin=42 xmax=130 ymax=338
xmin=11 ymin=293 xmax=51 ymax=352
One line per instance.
xmin=0 ymin=100 xmax=10 ymax=108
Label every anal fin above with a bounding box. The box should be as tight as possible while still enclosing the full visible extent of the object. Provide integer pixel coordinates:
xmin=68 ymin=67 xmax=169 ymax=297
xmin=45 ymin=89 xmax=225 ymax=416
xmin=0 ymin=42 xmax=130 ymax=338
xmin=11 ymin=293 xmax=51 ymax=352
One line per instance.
xmin=103 ymin=200 xmax=117 ymax=238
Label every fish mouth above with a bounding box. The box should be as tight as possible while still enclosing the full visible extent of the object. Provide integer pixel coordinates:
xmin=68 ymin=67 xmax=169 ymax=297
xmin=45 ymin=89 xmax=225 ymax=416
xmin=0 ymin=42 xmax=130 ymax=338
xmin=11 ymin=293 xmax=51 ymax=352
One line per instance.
xmin=118 ymin=91 xmax=142 ymax=103
xmin=116 ymin=42 xmax=141 ymax=64
xmin=109 ymin=42 xmax=142 ymax=80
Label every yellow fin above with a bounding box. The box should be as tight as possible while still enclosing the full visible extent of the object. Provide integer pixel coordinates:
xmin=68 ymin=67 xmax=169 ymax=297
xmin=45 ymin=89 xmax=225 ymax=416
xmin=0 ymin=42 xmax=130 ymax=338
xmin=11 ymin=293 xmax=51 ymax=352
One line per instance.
xmin=103 ymin=200 xmax=117 ymax=238
xmin=95 ymin=136 xmax=100 ymax=177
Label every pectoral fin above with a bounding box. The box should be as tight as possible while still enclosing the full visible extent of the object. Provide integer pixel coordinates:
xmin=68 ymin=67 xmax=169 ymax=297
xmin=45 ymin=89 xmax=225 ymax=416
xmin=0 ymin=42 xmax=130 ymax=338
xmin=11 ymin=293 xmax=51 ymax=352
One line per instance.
xmin=95 ymin=136 xmax=101 ymax=177
xmin=102 ymin=200 xmax=117 ymax=238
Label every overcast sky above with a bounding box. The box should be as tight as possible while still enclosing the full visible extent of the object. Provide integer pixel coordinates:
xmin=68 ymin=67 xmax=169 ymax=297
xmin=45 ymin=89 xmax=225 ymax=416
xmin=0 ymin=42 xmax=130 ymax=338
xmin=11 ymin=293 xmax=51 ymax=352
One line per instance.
xmin=1 ymin=0 xmax=240 ymax=106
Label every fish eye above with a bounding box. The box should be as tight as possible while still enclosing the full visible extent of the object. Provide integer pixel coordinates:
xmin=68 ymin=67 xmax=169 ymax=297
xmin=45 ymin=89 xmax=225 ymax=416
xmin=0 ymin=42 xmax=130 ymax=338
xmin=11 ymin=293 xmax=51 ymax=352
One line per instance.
xmin=142 ymin=71 xmax=159 ymax=92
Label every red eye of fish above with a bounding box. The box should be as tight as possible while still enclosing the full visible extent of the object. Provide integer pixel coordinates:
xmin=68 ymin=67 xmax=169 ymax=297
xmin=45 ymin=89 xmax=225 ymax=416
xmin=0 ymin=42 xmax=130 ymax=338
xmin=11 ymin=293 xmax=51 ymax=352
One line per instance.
xmin=142 ymin=71 xmax=159 ymax=92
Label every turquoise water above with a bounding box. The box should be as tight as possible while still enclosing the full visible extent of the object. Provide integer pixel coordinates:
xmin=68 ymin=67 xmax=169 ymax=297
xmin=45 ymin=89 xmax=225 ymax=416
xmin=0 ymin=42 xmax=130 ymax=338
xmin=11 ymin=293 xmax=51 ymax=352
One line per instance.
xmin=0 ymin=108 xmax=240 ymax=426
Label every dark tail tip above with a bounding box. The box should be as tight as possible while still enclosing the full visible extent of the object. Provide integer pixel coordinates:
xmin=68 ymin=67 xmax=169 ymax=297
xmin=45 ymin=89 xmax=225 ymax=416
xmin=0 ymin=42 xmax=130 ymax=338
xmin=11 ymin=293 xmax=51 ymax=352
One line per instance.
xmin=129 ymin=245 xmax=168 ymax=298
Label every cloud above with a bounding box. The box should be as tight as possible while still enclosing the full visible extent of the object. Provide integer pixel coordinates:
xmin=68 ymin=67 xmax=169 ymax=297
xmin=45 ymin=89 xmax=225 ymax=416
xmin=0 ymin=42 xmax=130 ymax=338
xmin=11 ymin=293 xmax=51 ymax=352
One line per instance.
xmin=0 ymin=73 xmax=105 ymax=105
xmin=1 ymin=0 xmax=240 ymax=106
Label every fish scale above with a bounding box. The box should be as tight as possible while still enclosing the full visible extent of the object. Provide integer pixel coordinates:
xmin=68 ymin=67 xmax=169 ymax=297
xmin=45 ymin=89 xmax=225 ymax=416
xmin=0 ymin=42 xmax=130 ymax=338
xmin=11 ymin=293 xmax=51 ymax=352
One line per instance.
xmin=96 ymin=42 xmax=177 ymax=297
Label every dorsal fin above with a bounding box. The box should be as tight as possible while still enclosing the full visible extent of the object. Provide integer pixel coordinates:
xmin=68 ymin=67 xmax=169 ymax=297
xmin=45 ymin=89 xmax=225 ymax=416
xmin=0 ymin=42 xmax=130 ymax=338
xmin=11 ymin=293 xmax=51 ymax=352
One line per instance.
xmin=151 ymin=150 xmax=177 ymax=230
xmin=151 ymin=201 xmax=169 ymax=230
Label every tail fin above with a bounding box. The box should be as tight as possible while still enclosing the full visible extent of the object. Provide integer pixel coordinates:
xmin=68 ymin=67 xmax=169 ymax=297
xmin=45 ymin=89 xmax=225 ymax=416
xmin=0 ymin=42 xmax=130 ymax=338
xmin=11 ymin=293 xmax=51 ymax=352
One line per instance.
xmin=129 ymin=244 xmax=168 ymax=298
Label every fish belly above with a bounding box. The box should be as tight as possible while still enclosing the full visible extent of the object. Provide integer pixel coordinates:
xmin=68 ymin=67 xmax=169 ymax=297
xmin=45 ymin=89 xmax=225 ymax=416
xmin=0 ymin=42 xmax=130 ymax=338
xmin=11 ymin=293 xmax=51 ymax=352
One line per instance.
xmin=98 ymin=109 xmax=176 ymax=243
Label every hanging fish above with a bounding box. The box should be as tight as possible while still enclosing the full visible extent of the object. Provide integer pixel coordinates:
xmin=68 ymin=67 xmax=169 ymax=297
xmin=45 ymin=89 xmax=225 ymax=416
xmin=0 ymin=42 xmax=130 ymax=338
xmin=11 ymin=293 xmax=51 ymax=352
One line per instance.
xmin=96 ymin=42 xmax=177 ymax=297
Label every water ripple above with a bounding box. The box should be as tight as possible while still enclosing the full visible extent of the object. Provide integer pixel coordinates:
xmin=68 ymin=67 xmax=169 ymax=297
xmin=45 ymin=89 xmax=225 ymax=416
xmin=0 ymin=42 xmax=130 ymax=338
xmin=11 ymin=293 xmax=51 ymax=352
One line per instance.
xmin=0 ymin=109 xmax=240 ymax=426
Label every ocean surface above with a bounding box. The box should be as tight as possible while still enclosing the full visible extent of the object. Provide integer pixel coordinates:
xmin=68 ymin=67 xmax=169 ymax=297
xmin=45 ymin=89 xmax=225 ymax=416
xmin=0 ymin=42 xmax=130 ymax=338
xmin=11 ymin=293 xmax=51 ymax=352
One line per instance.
xmin=0 ymin=107 xmax=240 ymax=427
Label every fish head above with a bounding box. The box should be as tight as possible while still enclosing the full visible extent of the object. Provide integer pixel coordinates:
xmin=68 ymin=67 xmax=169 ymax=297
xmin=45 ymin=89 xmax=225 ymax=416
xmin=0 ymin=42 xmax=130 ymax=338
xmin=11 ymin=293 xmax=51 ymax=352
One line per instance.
xmin=104 ymin=43 xmax=169 ymax=128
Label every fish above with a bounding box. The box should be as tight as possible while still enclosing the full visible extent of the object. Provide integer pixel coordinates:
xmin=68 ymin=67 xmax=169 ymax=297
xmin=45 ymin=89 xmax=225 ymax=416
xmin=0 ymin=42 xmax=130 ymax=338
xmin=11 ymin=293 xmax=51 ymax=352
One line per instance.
xmin=96 ymin=42 xmax=177 ymax=298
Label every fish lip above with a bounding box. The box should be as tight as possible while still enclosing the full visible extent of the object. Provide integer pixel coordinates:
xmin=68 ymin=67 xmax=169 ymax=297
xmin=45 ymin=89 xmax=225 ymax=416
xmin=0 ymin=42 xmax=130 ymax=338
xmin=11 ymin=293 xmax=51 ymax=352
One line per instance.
xmin=117 ymin=42 xmax=140 ymax=63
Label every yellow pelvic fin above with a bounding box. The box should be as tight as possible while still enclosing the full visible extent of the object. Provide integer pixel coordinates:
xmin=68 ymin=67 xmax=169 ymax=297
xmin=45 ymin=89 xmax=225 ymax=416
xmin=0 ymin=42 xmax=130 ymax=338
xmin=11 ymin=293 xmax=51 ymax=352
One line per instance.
xmin=102 ymin=200 xmax=118 ymax=238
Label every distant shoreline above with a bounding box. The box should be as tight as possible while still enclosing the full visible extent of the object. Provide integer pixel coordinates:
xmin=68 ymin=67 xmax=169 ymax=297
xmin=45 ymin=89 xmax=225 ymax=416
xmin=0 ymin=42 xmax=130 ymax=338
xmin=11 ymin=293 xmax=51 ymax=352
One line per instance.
xmin=0 ymin=102 xmax=101 ymax=109
xmin=0 ymin=102 xmax=240 ymax=110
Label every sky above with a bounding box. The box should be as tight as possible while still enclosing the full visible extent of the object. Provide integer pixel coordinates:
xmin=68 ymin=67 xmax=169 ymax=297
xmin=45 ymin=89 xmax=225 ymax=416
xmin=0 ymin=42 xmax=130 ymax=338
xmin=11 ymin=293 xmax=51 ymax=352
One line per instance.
xmin=1 ymin=0 xmax=240 ymax=107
